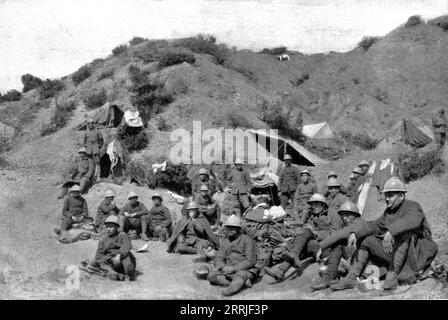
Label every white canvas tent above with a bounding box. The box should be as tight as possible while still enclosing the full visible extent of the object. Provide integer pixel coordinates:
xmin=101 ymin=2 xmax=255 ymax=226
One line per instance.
xmin=302 ymin=122 xmax=335 ymax=139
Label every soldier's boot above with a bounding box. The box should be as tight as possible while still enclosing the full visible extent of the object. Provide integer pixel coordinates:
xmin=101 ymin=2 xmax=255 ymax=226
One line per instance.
xmin=311 ymin=272 xmax=336 ymax=291
xmin=330 ymin=249 xmax=369 ymax=291
xmin=140 ymin=220 xmax=150 ymax=241
xmin=222 ymin=276 xmax=245 ymax=296
xmin=382 ymin=272 xmax=398 ymax=291
xmin=176 ymin=245 xmax=197 ymax=254
xmin=264 ymin=261 xmax=291 ymax=282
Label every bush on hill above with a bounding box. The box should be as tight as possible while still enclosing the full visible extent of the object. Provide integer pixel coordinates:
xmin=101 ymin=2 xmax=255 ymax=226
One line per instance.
xmin=112 ymin=44 xmax=128 ymax=56
xmin=304 ymin=138 xmax=349 ymax=160
xmin=428 ymin=15 xmax=448 ymax=31
xmin=405 ymin=15 xmax=424 ymax=27
xmin=340 ymin=130 xmax=379 ymax=150
xmin=83 ymin=88 xmax=107 ymax=109
xmin=129 ymin=37 xmax=147 ymax=46
xmin=40 ymin=100 xmax=77 ymax=136
xmin=358 ymin=36 xmax=379 ymax=51
xmin=72 ymin=65 xmax=92 ymax=86
xmin=38 ymin=79 xmax=65 ymax=100
xmin=259 ymin=46 xmax=288 ymax=55
xmin=158 ymin=49 xmax=196 ymax=69
xmin=173 ymin=34 xmax=232 ymax=65
xmin=21 ymin=74 xmax=43 ymax=93
xmin=0 ymin=136 xmax=11 ymax=153
xmin=0 ymin=90 xmax=22 ymax=103
xmin=97 ymin=68 xmax=115 ymax=81
xmin=398 ymin=149 xmax=445 ymax=182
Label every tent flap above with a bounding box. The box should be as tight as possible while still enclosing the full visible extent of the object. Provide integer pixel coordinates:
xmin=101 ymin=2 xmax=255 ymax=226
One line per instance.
xmin=401 ymin=119 xmax=432 ymax=148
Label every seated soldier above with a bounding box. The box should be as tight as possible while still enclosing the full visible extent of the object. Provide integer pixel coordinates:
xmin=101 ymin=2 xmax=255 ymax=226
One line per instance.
xmin=89 ymin=215 xmax=136 ymax=281
xmin=141 ymin=193 xmax=172 ymax=242
xmin=195 ymin=185 xmax=221 ymax=229
xmin=166 ymin=201 xmax=219 ymax=258
xmin=324 ymin=171 xmax=348 ymax=196
xmin=311 ymin=201 xmax=364 ymax=290
xmin=192 ymin=168 xmax=217 ymax=197
xmin=326 ymin=178 xmax=348 ymax=216
xmin=331 ymin=177 xmax=438 ymax=291
xmin=55 ymin=185 xmax=90 ymax=235
xmin=119 ymin=192 xmax=149 ymax=239
xmin=207 ymin=215 xmax=258 ymax=296
xmin=95 ymin=189 xmax=119 ymax=233
xmin=58 ymin=147 xmax=94 ymax=199
xmin=264 ymin=194 xmax=343 ymax=282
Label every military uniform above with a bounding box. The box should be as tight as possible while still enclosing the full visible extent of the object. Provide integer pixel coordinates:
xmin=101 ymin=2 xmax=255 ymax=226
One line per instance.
xmin=207 ymin=233 xmax=258 ymax=295
xmin=432 ymin=113 xmax=447 ymax=146
xmin=228 ymin=167 xmax=252 ymax=215
xmin=293 ymin=182 xmax=318 ymax=218
xmin=278 ymin=165 xmax=300 ymax=209
xmin=60 ymin=195 xmax=89 ymax=231
xmin=83 ymin=128 xmax=104 ymax=163
xmin=195 ymin=193 xmax=221 ymax=226
xmin=191 ymin=177 xmax=218 ymax=196
xmin=142 ymin=204 xmax=172 ymax=240
xmin=327 ymin=192 xmax=348 ymax=217
xmin=92 ymin=231 xmax=136 ymax=280
xmin=95 ymin=199 xmax=119 ymax=228
xmin=119 ymin=201 xmax=149 ymax=233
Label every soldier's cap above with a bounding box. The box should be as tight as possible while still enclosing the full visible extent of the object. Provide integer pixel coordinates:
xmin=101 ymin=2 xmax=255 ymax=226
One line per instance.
xmin=328 ymin=171 xmax=337 ymax=178
xmin=200 ymin=185 xmax=209 ymax=191
xmin=152 ymin=193 xmax=163 ymax=201
xmin=198 ymin=168 xmax=209 ymax=175
xmin=234 ymin=158 xmax=244 ymax=165
xmin=104 ymin=189 xmax=115 ymax=198
xmin=69 ymin=185 xmax=81 ymax=193
xmin=284 ymin=154 xmax=293 ymax=161
xmin=352 ymin=167 xmax=363 ymax=174
xmin=301 ymin=169 xmax=311 ymax=176
xmin=439 ymin=108 xmax=445 ymax=114
xmin=359 ymin=160 xmax=370 ymax=167
xmin=104 ymin=215 xmax=120 ymax=226
xmin=78 ymin=147 xmax=88 ymax=154
xmin=87 ymin=117 xmax=94 ymax=123
xmin=128 ymin=191 xmax=138 ymax=199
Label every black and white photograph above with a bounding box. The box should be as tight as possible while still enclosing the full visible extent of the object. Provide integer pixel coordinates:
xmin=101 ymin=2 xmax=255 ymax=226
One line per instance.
xmin=1 ymin=0 xmax=448 ymax=304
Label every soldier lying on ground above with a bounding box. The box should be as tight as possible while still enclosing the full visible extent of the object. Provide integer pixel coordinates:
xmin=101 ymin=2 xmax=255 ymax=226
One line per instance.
xmin=167 ymin=201 xmax=219 ymax=261
xmin=331 ymin=177 xmax=438 ymax=291
xmin=206 ymin=215 xmax=259 ymax=296
xmin=195 ymin=185 xmax=221 ymax=230
xmin=264 ymin=193 xmax=343 ymax=282
xmin=141 ymin=193 xmax=172 ymax=242
xmin=310 ymin=201 xmax=365 ymax=290
xmin=89 ymin=215 xmax=136 ymax=281
xmin=95 ymin=189 xmax=119 ymax=233
xmin=118 ymin=192 xmax=149 ymax=240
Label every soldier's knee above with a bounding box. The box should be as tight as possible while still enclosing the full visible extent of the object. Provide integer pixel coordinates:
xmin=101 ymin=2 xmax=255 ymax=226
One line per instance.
xmin=360 ymin=235 xmax=378 ymax=250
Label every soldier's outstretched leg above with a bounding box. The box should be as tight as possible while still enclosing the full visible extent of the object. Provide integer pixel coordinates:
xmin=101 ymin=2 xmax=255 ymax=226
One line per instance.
xmin=222 ymin=271 xmax=252 ymax=296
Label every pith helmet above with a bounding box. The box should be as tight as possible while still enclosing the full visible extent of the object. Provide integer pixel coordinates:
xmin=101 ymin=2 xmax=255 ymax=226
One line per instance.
xmin=308 ymin=193 xmax=327 ymax=206
xmin=338 ymin=201 xmax=360 ymax=216
xmin=104 ymin=215 xmax=120 ymax=226
xmin=382 ymin=177 xmax=406 ymax=193
xmin=198 ymin=168 xmax=209 ymax=175
xmin=152 ymin=193 xmax=162 ymax=201
xmin=327 ymin=177 xmax=341 ymax=188
xmin=224 ymin=214 xmax=242 ymax=228
xmin=359 ymin=160 xmax=370 ymax=167
xmin=301 ymin=169 xmax=311 ymax=176
xmin=235 ymin=158 xmax=244 ymax=165
xmin=69 ymin=185 xmax=81 ymax=193
xmin=328 ymin=171 xmax=337 ymax=178
xmin=200 ymin=185 xmax=209 ymax=191
xmin=78 ymin=147 xmax=88 ymax=154
xmin=187 ymin=201 xmax=199 ymax=210
xmin=284 ymin=154 xmax=293 ymax=161
xmin=352 ymin=167 xmax=362 ymax=174
xmin=104 ymin=189 xmax=115 ymax=198
xmin=127 ymin=191 xmax=138 ymax=199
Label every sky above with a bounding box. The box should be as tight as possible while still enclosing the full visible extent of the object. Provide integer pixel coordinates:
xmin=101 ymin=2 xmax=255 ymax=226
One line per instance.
xmin=0 ymin=0 xmax=447 ymax=92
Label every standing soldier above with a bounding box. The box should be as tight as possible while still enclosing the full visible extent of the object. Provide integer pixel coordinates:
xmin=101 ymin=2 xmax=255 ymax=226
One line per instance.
xmin=331 ymin=177 xmax=438 ymax=291
xmin=432 ymin=108 xmax=447 ymax=147
xmin=58 ymin=147 xmax=94 ymax=198
xmin=228 ymin=158 xmax=252 ymax=216
xmin=347 ymin=167 xmax=362 ymax=202
xmin=83 ymin=118 xmax=104 ymax=181
xmin=292 ymin=169 xmax=318 ymax=223
xmin=277 ymin=154 xmax=300 ymax=209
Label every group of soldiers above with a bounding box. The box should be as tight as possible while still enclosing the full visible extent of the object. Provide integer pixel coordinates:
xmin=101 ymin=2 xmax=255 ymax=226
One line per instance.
xmin=54 ymin=151 xmax=439 ymax=296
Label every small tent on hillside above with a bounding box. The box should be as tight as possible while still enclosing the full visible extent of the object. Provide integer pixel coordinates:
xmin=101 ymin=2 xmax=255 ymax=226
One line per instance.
xmin=78 ymin=102 xmax=124 ymax=130
xmin=379 ymin=118 xmax=434 ymax=150
xmin=302 ymin=122 xmax=335 ymax=139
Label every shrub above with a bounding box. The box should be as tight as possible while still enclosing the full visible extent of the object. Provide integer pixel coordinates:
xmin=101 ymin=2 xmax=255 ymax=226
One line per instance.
xmin=21 ymin=74 xmax=43 ymax=93
xmin=340 ymin=130 xmax=379 ymax=150
xmin=40 ymin=100 xmax=77 ymax=136
xmin=405 ymin=15 xmax=423 ymax=27
xmin=358 ymin=36 xmax=379 ymax=51
xmin=97 ymin=69 xmax=115 ymax=81
xmin=132 ymin=40 xmax=169 ymax=63
xmin=112 ymin=44 xmax=128 ymax=56
xmin=129 ymin=66 xmax=174 ymax=123
xmin=72 ymin=65 xmax=92 ymax=86
xmin=0 ymin=90 xmax=22 ymax=103
xmin=158 ymin=50 xmax=196 ymax=69
xmin=0 ymin=136 xmax=11 ymax=153
xmin=304 ymin=138 xmax=349 ymax=160
xmin=120 ymin=129 xmax=149 ymax=152
xmin=129 ymin=36 xmax=146 ymax=46
xmin=146 ymin=161 xmax=190 ymax=195
xmin=38 ymin=79 xmax=65 ymax=99
xmin=90 ymin=58 xmax=105 ymax=69
xmin=259 ymin=46 xmax=288 ymax=55
xmin=83 ymin=88 xmax=107 ymax=110
xmin=398 ymin=149 xmax=445 ymax=182
xmin=173 ymin=34 xmax=231 ymax=65
xmin=428 ymin=15 xmax=448 ymax=31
